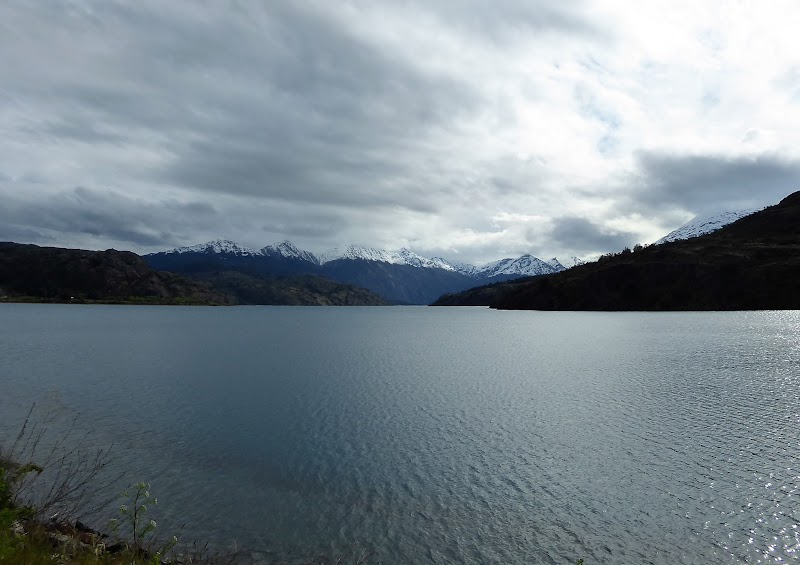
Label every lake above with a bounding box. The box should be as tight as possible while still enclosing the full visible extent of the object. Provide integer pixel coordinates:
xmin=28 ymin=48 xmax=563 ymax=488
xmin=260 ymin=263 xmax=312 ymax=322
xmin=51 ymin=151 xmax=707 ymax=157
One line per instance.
xmin=0 ymin=304 xmax=798 ymax=564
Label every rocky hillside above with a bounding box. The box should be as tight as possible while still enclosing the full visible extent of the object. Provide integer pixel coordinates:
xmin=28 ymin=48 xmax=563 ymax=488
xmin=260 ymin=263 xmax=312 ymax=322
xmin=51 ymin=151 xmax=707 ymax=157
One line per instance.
xmin=437 ymin=192 xmax=800 ymax=311
xmin=0 ymin=242 xmax=231 ymax=304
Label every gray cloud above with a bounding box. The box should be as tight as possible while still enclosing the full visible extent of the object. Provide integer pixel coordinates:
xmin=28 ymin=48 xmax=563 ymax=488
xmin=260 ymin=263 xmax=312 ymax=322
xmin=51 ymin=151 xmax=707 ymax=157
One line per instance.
xmin=549 ymin=216 xmax=637 ymax=256
xmin=630 ymin=152 xmax=800 ymax=214
xmin=0 ymin=187 xmax=217 ymax=249
xmin=411 ymin=0 xmax=598 ymax=41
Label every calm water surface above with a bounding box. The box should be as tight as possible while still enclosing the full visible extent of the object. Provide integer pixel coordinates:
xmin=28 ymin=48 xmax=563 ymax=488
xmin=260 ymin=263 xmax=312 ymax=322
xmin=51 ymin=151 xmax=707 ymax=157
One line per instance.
xmin=0 ymin=304 xmax=798 ymax=564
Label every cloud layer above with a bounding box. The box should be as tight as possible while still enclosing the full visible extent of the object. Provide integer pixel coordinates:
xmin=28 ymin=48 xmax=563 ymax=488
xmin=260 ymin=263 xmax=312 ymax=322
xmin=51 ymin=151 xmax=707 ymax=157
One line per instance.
xmin=2 ymin=1 xmax=800 ymax=263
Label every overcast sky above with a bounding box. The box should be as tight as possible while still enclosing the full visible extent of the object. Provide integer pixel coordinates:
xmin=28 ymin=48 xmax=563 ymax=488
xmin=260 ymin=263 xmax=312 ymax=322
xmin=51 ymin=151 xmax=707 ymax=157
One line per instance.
xmin=2 ymin=1 xmax=800 ymax=264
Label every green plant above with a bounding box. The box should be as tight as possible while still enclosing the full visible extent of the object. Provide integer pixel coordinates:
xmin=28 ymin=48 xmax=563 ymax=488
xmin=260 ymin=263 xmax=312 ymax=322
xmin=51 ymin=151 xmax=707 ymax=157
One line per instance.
xmin=109 ymin=481 xmax=179 ymax=562
xmin=110 ymin=482 xmax=158 ymax=546
xmin=1 ymin=462 xmax=42 ymax=514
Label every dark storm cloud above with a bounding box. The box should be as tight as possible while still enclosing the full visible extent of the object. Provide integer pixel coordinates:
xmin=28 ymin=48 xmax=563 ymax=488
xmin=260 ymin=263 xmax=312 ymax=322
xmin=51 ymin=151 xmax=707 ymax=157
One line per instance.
xmin=260 ymin=211 xmax=350 ymax=240
xmin=0 ymin=187 xmax=217 ymax=248
xmin=549 ymin=216 xmax=637 ymax=254
xmin=631 ymin=152 xmax=800 ymax=213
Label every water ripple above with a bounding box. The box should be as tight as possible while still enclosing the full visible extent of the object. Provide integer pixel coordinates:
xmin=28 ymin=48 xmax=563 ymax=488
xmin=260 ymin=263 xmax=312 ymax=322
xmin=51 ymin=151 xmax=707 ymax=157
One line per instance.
xmin=0 ymin=305 xmax=798 ymax=564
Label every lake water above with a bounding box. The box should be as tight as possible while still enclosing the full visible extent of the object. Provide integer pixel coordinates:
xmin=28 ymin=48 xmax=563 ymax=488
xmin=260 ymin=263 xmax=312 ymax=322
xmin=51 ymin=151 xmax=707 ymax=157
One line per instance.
xmin=0 ymin=304 xmax=798 ymax=564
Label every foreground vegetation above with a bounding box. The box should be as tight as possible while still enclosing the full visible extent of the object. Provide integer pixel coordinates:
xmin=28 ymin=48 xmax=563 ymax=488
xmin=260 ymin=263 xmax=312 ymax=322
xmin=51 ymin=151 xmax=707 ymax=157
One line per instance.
xmin=0 ymin=406 xmax=236 ymax=565
xmin=1 ymin=472 xmax=172 ymax=564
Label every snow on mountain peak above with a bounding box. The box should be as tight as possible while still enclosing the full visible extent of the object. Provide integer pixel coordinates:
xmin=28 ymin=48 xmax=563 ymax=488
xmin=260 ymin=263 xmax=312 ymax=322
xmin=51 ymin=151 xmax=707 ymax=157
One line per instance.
xmin=477 ymin=254 xmax=558 ymax=278
xmin=318 ymin=245 xmax=406 ymax=265
xmin=654 ymin=209 xmax=760 ymax=245
xmin=566 ymin=256 xmax=586 ymax=268
xmin=262 ymin=241 xmax=319 ymax=264
xmin=398 ymin=248 xmax=457 ymax=271
xmin=165 ymin=239 xmax=261 ymax=256
xmin=158 ymin=238 xmax=582 ymax=278
xmin=438 ymin=259 xmax=478 ymax=276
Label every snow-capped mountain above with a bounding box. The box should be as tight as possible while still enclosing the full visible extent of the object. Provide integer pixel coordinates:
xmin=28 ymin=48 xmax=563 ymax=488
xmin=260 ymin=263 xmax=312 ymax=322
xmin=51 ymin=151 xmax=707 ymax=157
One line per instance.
xmin=546 ymin=258 xmax=566 ymax=272
xmin=261 ymin=241 xmax=319 ymax=264
xmin=163 ymin=239 xmax=262 ymax=256
xmin=434 ymin=258 xmax=478 ymax=277
xmin=561 ymin=256 xmax=586 ymax=268
xmin=397 ymin=249 xmax=457 ymax=272
xmin=154 ymin=239 xmax=584 ymax=280
xmin=476 ymin=255 xmax=559 ymax=278
xmin=148 ymin=239 xmax=588 ymax=305
xmin=654 ymin=209 xmax=759 ymax=245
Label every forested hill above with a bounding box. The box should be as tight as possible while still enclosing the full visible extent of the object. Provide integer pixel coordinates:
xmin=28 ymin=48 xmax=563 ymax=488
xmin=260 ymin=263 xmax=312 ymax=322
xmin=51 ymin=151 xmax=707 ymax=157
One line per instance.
xmin=438 ymin=191 xmax=800 ymax=311
xmin=0 ymin=243 xmax=389 ymax=306
xmin=0 ymin=242 xmax=232 ymax=304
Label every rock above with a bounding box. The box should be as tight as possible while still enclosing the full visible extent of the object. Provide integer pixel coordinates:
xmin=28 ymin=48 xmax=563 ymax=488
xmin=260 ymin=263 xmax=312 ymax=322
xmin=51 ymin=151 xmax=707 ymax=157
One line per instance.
xmin=11 ymin=520 xmax=25 ymax=536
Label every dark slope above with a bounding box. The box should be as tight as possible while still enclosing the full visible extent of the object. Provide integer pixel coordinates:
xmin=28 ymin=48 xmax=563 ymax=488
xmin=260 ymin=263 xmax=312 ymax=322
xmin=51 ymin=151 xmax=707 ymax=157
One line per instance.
xmin=146 ymin=251 xmax=318 ymax=278
xmin=320 ymin=259 xmax=484 ymax=305
xmin=490 ymin=191 xmax=800 ymax=311
xmin=191 ymin=270 xmax=388 ymax=306
xmin=431 ymin=275 xmax=540 ymax=306
xmin=0 ymin=243 xmax=231 ymax=304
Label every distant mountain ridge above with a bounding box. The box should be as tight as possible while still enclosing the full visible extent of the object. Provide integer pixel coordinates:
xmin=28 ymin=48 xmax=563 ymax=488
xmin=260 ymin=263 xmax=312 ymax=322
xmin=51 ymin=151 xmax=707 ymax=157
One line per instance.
xmin=147 ymin=240 xmax=582 ymax=304
xmin=156 ymin=239 xmax=580 ymax=278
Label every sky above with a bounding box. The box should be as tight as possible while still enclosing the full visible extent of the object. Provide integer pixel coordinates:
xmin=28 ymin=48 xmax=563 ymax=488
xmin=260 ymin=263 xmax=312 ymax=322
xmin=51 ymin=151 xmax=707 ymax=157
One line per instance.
xmin=2 ymin=0 xmax=800 ymax=265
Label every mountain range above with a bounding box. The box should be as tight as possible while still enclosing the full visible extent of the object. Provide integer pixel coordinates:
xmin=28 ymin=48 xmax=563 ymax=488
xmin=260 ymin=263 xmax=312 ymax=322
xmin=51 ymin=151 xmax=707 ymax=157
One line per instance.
xmin=145 ymin=241 xmax=583 ymax=304
xmin=435 ymin=192 xmax=800 ymax=310
xmin=152 ymin=240 xmax=581 ymax=277
xmin=144 ymin=205 xmax=762 ymax=306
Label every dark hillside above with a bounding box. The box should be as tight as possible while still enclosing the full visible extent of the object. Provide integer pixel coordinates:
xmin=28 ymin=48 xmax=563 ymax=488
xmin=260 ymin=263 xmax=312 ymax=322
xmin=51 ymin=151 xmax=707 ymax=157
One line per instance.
xmin=146 ymin=251 xmax=320 ymax=278
xmin=0 ymin=243 xmax=231 ymax=304
xmin=321 ymin=259 xmax=482 ymax=305
xmin=431 ymin=276 xmax=539 ymax=306
xmin=192 ymin=270 xmax=389 ymax=306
